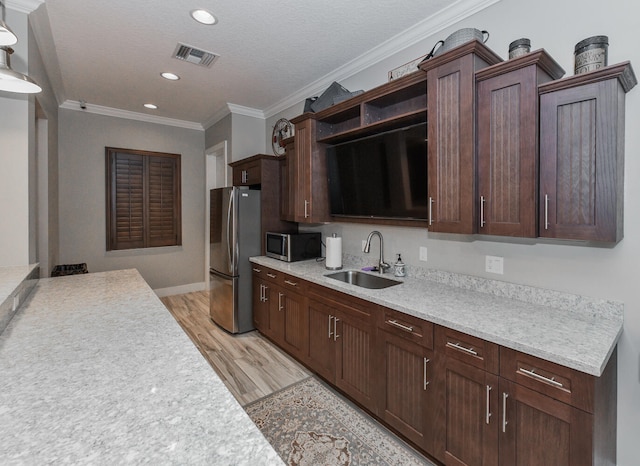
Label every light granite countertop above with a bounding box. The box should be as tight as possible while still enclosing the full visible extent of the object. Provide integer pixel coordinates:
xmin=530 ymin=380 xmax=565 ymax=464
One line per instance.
xmin=250 ymin=256 xmax=623 ymax=377
xmin=0 ymin=264 xmax=38 ymax=305
xmin=0 ymin=269 xmax=283 ymax=465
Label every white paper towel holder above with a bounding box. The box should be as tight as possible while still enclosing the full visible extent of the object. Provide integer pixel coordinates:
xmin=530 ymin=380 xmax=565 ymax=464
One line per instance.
xmin=325 ymin=233 xmax=343 ymax=270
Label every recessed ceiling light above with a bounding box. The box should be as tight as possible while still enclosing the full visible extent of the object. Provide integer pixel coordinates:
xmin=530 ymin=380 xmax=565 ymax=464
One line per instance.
xmin=190 ymin=9 xmax=216 ymax=25
xmin=161 ymin=72 xmax=180 ymax=81
xmin=144 ymin=103 xmax=158 ymax=109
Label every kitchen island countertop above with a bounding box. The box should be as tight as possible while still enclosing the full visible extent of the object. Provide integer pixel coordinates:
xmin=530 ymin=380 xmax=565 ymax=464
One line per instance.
xmin=0 ymin=269 xmax=283 ymax=465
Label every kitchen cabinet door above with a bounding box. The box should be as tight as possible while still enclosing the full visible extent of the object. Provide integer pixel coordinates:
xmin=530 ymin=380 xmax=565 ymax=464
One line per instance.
xmin=476 ymin=52 xmax=563 ymax=237
xmin=378 ymin=329 xmax=438 ymax=453
xmin=499 ymin=378 xmax=592 ymax=466
xmin=278 ymin=282 xmax=308 ymax=362
xmin=421 ymin=41 xmax=501 ymax=234
xmin=289 ymin=115 xmax=330 ymax=223
xmin=251 ymin=271 xmax=270 ymax=333
xmin=539 ymin=63 xmax=636 ymax=242
xmin=426 ymin=54 xmax=476 ymax=234
xmin=334 ymin=305 xmax=376 ymax=412
xmin=441 ymin=357 xmax=499 ymax=466
xmin=307 ymin=298 xmax=336 ymax=383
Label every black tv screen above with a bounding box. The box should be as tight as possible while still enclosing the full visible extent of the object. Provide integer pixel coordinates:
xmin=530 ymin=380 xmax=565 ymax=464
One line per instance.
xmin=326 ymin=122 xmax=427 ymax=220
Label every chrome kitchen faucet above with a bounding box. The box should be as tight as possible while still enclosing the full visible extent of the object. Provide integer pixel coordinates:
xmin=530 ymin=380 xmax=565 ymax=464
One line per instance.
xmin=364 ymin=231 xmax=391 ymax=274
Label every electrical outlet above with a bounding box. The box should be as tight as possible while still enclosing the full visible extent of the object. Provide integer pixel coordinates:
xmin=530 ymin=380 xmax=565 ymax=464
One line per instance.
xmin=485 ymin=255 xmax=504 ymax=274
xmin=419 ymin=246 xmax=428 ymax=262
xmin=362 ymin=240 xmax=367 ymax=252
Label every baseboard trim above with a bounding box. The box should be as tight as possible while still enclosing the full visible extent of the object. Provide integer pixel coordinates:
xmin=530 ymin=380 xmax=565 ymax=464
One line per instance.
xmin=154 ymin=281 xmax=206 ymax=298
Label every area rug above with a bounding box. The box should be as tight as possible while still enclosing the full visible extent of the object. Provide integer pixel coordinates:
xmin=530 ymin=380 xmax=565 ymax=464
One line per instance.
xmin=244 ymin=377 xmax=435 ymax=466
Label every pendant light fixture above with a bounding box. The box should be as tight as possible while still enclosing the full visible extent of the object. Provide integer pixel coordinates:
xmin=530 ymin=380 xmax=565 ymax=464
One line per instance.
xmin=0 ymin=1 xmax=41 ymax=93
xmin=0 ymin=0 xmax=17 ymax=46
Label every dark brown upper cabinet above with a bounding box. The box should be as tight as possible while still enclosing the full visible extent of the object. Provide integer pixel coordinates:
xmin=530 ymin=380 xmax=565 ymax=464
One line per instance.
xmin=287 ymin=115 xmax=330 ymax=223
xmin=476 ymin=51 xmax=564 ymax=237
xmin=538 ymin=62 xmax=637 ymax=242
xmin=419 ymin=40 xmax=502 ymax=234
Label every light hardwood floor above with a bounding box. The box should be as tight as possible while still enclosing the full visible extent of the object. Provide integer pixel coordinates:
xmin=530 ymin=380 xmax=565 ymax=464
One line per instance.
xmin=161 ymin=291 xmax=310 ymax=406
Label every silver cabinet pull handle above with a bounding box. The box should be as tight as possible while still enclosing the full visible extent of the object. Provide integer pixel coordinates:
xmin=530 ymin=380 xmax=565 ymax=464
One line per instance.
xmin=278 ymin=292 xmax=284 ymax=311
xmin=266 ymin=273 xmax=276 ymax=279
xmin=502 ymin=392 xmax=509 ymax=433
xmin=259 ymin=284 xmax=263 ymax=302
xmin=544 ymin=194 xmax=549 ymax=230
xmin=518 ymin=367 xmax=564 ymax=388
xmin=423 ymin=357 xmax=430 ymax=390
xmin=333 ymin=317 xmax=340 ymax=341
xmin=486 ymin=385 xmax=492 ymax=424
xmin=446 ymin=341 xmax=478 ymax=356
xmin=428 ymin=197 xmax=434 ymax=226
xmin=387 ymin=319 xmax=414 ymax=333
xmin=480 ymin=195 xmax=486 ymax=227
xmin=284 ymin=280 xmax=298 ymax=287
xmin=304 ymin=200 xmax=309 ymax=218
xmin=252 ymin=268 xmax=261 ymax=273
xmin=328 ymin=315 xmax=334 ymax=339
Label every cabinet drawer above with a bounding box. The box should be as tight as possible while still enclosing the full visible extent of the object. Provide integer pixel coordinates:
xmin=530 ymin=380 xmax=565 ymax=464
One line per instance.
xmin=500 ymin=347 xmax=595 ymax=412
xmin=435 ymin=325 xmax=499 ymax=374
xmin=232 ymin=161 xmax=261 ymax=186
xmin=380 ymin=307 xmax=433 ymax=349
xmin=308 ymin=284 xmax=375 ymax=321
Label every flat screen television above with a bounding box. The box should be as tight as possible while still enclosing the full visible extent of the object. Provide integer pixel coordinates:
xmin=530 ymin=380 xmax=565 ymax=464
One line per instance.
xmin=326 ymin=122 xmax=427 ymax=221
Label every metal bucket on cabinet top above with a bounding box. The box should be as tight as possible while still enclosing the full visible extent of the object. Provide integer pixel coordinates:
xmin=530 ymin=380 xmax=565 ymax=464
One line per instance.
xmin=574 ymin=35 xmax=608 ymax=74
xmin=435 ymin=28 xmax=490 ymax=56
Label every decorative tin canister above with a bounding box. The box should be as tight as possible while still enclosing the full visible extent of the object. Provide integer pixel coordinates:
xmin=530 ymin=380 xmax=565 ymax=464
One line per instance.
xmin=574 ymin=35 xmax=608 ymax=74
xmin=508 ymin=38 xmax=531 ymax=59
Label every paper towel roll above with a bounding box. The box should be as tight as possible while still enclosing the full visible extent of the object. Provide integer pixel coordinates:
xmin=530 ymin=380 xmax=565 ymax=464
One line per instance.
xmin=325 ymin=235 xmax=342 ymax=270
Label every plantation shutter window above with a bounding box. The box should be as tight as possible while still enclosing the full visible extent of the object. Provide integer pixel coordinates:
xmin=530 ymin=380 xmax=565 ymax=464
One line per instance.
xmin=106 ymin=148 xmax=181 ymax=251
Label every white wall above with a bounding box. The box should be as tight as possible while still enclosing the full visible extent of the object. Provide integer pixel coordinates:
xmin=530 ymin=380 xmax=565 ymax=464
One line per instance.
xmin=0 ymin=9 xmax=31 ymax=267
xmin=57 ymin=109 xmax=206 ymax=290
xmin=231 ymin=113 xmax=267 ymax=160
xmin=288 ymin=0 xmax=640 ymax=463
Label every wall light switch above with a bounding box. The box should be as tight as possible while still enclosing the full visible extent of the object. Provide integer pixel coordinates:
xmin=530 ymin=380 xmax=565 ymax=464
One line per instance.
xmin=419 ymin=246 xmax=428 ymax=262
xmin=485 ymin=255 xmax=504 ymax=274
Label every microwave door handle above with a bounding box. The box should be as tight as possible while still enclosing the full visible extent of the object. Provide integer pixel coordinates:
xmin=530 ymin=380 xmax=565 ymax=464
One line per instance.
xmin=226 ymin=190 xmax=234 ymax=273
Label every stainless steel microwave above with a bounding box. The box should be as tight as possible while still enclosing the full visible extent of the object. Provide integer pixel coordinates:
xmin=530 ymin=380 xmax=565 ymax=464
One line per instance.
xmin=265 ymin=232 xmax=322 ymax=262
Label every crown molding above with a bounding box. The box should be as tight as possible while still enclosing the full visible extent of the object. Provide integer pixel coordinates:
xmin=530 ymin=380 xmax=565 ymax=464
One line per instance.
xmin=5 ymin=0 xmax=44 ymax=14
xmin=60 ymin=100 xmax=204 ymax=131
xmin=203 ymin=102 xmax=264 ymax=130
xmin=263 ymin=0 xmax=502 ymax=118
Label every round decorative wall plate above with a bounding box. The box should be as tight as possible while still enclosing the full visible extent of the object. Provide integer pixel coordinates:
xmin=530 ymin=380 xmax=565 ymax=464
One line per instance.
xmin=272 ymin=118 xmax=293 ymax=156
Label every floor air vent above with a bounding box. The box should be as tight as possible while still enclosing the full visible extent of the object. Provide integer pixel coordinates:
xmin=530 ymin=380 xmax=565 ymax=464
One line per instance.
xmin=172 ymin=43 xmax=219 ymax=67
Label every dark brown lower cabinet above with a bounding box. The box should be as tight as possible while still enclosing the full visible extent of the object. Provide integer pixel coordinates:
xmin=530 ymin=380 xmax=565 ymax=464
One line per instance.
xmin=306 ymin=288 xmax=377 ymax=413
xmin=307 ymin=298 xmax=337 ymax=383
xmin=441 ymin=357 xmax=499 ymax=465
xmin=251 ymin=272 xmax=270 ymax=332
xmin=378 ymin=330 xmax=438 ymax=454
xmin=499 ymin=378 xmax=593 ymax=466
xmin=269 ymin=281 xmax=307 ymax=361
xmin=251 ymin=266 xmax=308 ymax=361
xmin=252 ymin=270 xmax=617 ymax=466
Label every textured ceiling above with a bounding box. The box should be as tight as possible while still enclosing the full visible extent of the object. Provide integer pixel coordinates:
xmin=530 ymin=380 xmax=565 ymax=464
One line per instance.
xmin=30 ymin=0 xmax=471 ymax=126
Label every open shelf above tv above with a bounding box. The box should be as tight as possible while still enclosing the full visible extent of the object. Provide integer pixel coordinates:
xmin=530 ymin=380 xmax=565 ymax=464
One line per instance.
xmin=314 ymin=72 xmax=427 ymax=145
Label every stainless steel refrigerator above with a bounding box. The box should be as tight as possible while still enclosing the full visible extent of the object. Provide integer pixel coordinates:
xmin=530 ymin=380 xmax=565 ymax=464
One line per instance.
xmin=209 ymin=186 xmax=261 ymax=333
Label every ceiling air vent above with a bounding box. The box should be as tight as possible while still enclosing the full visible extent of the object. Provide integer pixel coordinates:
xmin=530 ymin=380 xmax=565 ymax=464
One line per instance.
xmin=172 ymin=43 xmax=219 ymax=67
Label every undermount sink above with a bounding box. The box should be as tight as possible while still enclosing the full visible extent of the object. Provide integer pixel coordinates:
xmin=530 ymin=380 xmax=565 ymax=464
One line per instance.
xmin=325 ymin=270 xmax=401 ymax=289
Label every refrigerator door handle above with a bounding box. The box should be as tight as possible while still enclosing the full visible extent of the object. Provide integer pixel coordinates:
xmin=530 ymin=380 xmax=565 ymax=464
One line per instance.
xmin=226 ymin=189 xmax=234 ymax=273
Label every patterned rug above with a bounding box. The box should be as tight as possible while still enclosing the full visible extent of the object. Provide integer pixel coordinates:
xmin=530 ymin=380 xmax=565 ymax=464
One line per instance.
xmin=244 ymin=377 xmax=435 ymax=466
